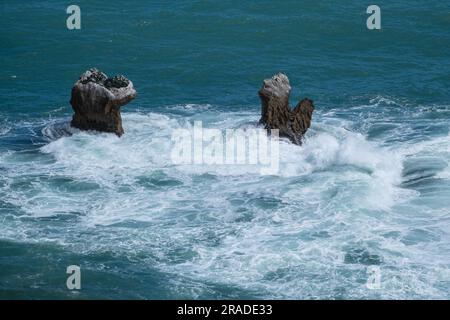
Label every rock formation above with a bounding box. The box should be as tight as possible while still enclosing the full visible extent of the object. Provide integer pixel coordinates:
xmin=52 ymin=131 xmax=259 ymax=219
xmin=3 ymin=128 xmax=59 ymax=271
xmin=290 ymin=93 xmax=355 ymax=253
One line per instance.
xmin=258 ymin=73 xmax=314 ymax=145
xmin=70 ymin=68 xmax=137 ymax=136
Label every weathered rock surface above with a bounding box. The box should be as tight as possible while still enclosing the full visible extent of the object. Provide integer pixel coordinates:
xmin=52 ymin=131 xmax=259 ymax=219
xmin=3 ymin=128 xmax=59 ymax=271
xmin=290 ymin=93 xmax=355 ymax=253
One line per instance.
xmin=70 ymin=68 xmax=137 ymax=136
xmin=259 ymin=73 xmax=314 ymax=145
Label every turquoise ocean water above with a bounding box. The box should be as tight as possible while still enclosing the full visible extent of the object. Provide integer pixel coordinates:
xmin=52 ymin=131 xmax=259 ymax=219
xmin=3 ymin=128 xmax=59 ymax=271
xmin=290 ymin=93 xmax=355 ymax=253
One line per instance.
xmin=1 ymin=1 xmax=450 ymax=299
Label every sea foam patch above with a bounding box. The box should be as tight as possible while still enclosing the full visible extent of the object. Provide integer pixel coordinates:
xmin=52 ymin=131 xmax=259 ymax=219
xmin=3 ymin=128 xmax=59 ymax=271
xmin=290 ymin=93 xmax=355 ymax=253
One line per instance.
xmin=0 ymin=106 xmax=449 ymax=299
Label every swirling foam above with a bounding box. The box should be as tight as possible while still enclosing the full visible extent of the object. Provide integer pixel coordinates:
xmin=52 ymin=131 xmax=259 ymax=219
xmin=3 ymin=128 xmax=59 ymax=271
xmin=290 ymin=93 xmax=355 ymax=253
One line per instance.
xmin=1 ymin=100 xmax=449 ymax=299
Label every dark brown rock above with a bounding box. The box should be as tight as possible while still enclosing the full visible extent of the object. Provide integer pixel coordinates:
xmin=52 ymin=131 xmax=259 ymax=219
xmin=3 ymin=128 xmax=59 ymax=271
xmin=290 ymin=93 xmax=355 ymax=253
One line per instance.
xmin=258 ymin=73 xmax=314 ymax=145
xmin=70 ymin=68 xmax=137 ymax=136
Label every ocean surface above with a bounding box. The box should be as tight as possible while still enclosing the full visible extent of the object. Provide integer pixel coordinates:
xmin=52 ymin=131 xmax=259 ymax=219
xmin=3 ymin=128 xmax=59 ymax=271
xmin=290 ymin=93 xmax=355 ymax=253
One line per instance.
xmin=1 ymin=1 xmax=450 ymax=299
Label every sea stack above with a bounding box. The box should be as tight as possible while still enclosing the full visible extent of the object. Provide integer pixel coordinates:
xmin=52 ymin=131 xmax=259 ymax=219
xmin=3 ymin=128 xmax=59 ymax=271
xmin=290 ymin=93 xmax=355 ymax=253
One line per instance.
xmin=259 ymin=73 xmax=314 ymax=145
xmin=70 ymin=68 xmax=137 ymax=136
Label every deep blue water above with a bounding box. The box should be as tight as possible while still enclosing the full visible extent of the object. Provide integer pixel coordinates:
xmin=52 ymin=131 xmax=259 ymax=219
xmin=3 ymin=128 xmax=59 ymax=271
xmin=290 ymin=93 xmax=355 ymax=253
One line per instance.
xmin=1 ymin=1 xmax=450 ymax=299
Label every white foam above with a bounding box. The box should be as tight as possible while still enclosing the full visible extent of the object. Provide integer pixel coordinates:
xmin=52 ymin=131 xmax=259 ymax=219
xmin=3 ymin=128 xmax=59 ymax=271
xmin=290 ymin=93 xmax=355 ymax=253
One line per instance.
xmin=438 ymin=166 xmax=450 ymax=179
xmin=41 ymin=113 xmax=178 ymax=180
xmin=1 ymin=106 xmax=449 ymax=299
xmin=281 ymin=124 xmax=407 ymax=210
xmin=0 ymin=125 xmax=10 ymax=136
xmin=33 ymin=110 xmax=409 ymax=222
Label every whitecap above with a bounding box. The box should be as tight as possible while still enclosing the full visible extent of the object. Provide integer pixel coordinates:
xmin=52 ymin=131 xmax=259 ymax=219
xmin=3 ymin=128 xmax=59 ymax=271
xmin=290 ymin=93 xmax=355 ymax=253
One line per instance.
xmin=0 ymin=126 xmax=10 ymax=136
xmin=1 ymin=108 xmax=449 ymax=299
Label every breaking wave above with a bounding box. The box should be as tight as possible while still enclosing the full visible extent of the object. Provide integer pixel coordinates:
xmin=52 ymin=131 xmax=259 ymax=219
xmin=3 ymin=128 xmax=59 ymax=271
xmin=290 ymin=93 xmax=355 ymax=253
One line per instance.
xmin=1 ymin=99 xmax=449 ymax=299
